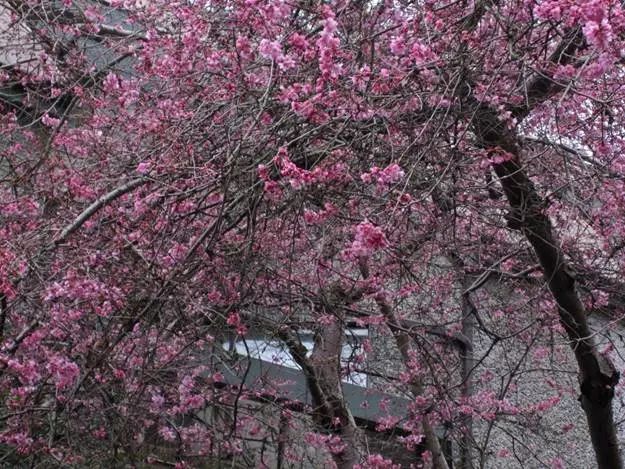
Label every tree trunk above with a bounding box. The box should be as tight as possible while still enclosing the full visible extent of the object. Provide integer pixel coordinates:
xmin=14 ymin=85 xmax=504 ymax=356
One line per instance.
xmin=472 ymin=110 xmax=623 ymax=469
xmin=459 ymin=286 xmax=475 ymax=469
xmin=279 ymin=286 xmax=361 ymax=468
xmin=310 ymin=309 xmax=360 ymax=469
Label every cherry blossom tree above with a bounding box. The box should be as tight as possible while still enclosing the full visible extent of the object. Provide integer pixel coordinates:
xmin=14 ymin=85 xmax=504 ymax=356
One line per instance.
xmin=1 ymin=0 xmax=625 ymax=467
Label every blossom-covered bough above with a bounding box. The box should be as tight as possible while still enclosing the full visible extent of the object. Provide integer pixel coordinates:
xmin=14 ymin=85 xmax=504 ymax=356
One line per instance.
xmin=1 ymin=0 xmax=625 ymax=467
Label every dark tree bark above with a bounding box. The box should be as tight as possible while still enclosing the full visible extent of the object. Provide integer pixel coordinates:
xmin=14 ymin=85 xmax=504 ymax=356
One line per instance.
xmin=451 ymin=21 xmax=623 ymax=466
xmin=470 ymin=107 xmax=623 ymax=469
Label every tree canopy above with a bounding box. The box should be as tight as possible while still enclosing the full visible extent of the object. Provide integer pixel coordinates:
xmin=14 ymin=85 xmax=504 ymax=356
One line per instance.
xmin=1 ymin=0 xmax=625 ymax=467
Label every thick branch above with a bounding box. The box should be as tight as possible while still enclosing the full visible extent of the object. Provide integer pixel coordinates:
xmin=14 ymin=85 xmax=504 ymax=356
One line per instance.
xmin=358 ymin=260 xmax=450 ymax=469
xmin=511 ymin=27 xmax=585 ymax=120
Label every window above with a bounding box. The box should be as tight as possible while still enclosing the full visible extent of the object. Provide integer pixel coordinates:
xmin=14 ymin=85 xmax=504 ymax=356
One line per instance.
xmin=223 ymin=328 xmax=369 ymax=387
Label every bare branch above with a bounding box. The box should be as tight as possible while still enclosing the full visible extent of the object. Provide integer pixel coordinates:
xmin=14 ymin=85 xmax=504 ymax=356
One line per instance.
xmin=53 ymin=178 xmax=148 ymax=245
